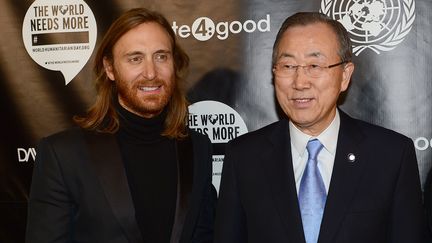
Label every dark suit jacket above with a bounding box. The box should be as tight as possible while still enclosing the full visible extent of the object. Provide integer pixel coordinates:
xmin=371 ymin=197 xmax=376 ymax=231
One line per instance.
xmin=214 ymin=110 xmax=424 ymax=243
xmin=26 ymin=127 xmax=216 ymax=243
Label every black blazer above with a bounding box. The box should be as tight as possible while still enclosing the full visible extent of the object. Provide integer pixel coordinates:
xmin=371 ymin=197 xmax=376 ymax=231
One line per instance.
xmin=214 ymin=110 xmax=424 ymax=243
xmin=26 ymin=128 xmax=216 ymax=243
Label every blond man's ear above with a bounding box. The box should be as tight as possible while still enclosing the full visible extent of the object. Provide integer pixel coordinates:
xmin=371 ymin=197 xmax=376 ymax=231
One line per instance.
xmin=103 ymin=57 xmax=115 ymax=81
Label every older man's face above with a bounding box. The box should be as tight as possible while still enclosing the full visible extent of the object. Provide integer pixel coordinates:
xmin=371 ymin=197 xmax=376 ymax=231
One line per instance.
xmin=273 ymin=22 xmax=354 ymax=136
xmin=104 ymin=22 xmax=175 ymax=118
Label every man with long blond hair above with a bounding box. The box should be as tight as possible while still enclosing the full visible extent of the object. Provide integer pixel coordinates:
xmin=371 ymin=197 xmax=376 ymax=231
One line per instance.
xmin=26 ymin=8 xmax=216 ymax=243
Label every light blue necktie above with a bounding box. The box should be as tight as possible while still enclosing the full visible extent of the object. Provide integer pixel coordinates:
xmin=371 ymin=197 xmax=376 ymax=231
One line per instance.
xmin=299 ymin=139 xmax=326 ymax=243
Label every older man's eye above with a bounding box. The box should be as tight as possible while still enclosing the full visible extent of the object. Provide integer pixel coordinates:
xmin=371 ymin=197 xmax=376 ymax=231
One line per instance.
xmin=309 ymin=64 xmax=322 ymax=70
xmin=277 ymin=64 xmax=297 ymax=71
xmin=285 ymin=64 xmax=298 ymax=70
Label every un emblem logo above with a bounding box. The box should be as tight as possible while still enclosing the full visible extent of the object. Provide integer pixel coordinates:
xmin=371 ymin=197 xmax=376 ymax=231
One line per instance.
xmin=320 ymin=0 xmax=415 ymax=55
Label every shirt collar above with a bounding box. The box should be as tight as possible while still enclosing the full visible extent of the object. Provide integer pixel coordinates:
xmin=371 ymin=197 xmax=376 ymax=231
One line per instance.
xmin=289 ymin=109 xmax=340 ymax=156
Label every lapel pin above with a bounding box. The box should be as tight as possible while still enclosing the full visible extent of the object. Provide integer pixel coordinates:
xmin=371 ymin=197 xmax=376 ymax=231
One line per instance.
xmin=347 ymin=153 xmax=356 ymax=162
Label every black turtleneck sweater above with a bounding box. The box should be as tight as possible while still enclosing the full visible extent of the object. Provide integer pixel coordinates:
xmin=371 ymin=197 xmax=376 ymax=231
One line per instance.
xmin=115 ymin=104 xmax=177 ymax=242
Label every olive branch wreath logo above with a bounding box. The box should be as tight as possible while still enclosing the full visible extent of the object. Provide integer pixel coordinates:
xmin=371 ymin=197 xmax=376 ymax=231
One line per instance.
xmin=320 ymin=0 xmax=415 ymax=55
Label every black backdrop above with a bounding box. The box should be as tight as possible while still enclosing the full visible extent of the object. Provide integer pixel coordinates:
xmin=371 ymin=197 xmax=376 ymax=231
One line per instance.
xmin=1 ymin=0 xmax=431 ymax=241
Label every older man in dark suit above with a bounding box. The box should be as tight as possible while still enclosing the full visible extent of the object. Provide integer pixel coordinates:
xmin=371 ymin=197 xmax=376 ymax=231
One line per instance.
xmin=214 ymin=12 xmax=424 ymax=243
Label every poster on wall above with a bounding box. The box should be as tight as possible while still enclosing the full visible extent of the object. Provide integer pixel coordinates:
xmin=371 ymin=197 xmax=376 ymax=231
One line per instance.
xmin=22 ymin=0 xmax=97 ymax=84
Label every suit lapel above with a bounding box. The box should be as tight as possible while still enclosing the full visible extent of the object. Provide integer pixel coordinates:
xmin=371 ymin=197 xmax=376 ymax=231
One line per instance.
xmin=83 ymin=131 xmax=143 ymax=243
xmin=318 ymin=111 xmax=366 ymax=243
xmin=262 ymin=119 xmax=306 ymax=242
xmin=170 ymin=135 xmax=194 ymax=243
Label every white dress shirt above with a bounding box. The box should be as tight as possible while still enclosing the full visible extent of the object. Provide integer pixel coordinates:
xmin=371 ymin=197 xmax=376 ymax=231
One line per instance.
xmin=289 ymin=110 xmax=340 ymax=194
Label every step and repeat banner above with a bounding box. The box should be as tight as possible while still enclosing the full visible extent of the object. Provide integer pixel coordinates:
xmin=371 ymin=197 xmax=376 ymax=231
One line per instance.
xmin=1 ymin=0 xmax=431 ymax=241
